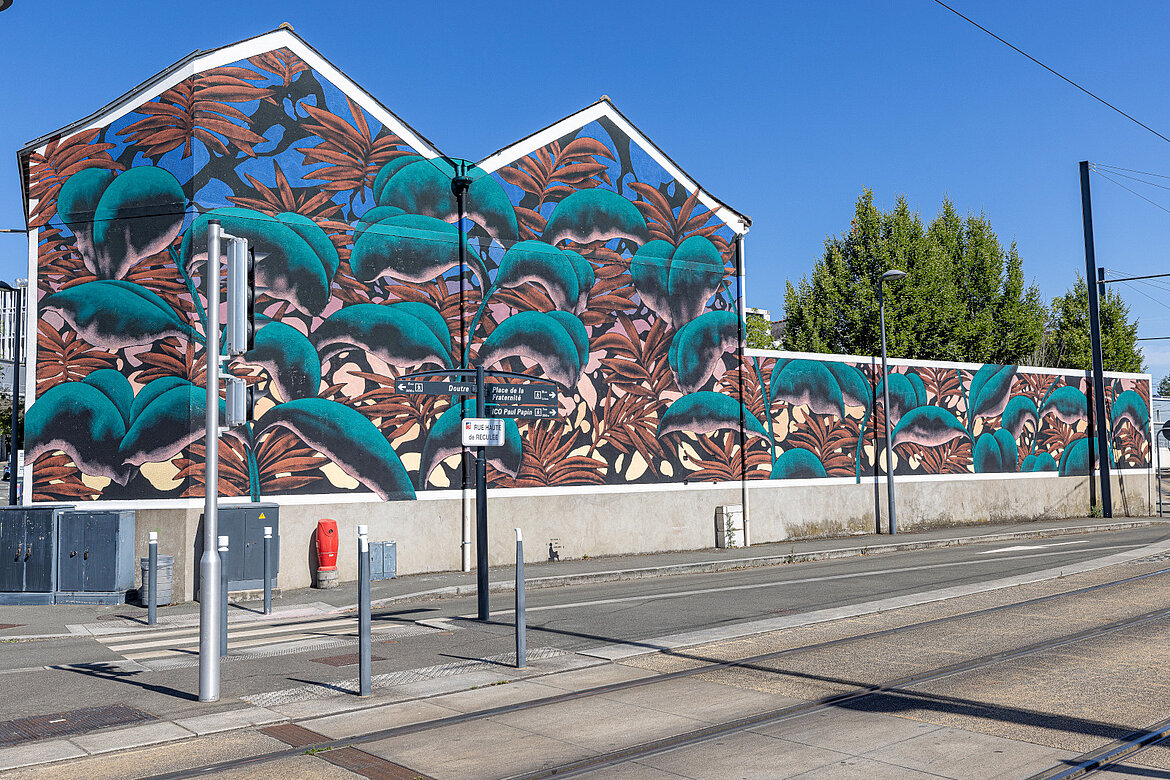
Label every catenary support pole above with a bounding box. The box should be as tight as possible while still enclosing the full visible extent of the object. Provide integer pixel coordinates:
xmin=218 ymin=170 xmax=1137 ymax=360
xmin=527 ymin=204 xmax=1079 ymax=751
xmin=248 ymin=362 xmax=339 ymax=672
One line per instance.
xmin=263 ymin=526 xmax=272 ymax=616
xmin=7 ymin=283 xmax=20 ymax=506
xmin=1080 ymin=161 xmax=1113 ymax=518
xmin=515 ymin=527 xmax=526 ymax=669
xmin=358 ymin=524 xmax=371 ymax=696
xmin=199 ymin=219 xmax=223 ymax=702
xmin=218 ymin=535 xmax=229 ymax=657
xmin=879 ymin=279 xmax=897 ymax=535
xmin=1158 ymin=429 xmax=1163 ymax=518
xmin=147 ymin=531 xmax=158 ymax=626
xmin=476 ymin=363 xmax=489 ymax=621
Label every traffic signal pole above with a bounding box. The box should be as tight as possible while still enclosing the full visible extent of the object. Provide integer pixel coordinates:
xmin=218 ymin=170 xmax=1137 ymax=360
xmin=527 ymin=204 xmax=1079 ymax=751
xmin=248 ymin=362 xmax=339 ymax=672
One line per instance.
xmin=199 ymin=220 xmax=223 ymax=702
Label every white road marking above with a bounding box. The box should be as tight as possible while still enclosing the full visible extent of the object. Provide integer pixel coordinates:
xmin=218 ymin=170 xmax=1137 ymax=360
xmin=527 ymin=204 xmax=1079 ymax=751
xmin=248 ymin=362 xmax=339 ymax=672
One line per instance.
xmin=976 ymin=541 xmax=1088 ymax=555
xmin=469 ymin=542 xmax=1143 ymax=617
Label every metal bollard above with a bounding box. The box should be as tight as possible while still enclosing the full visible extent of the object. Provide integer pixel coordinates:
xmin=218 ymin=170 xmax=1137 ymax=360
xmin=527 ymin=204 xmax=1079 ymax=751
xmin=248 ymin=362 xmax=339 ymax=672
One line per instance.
xmin=358 ymin=524 xmax=371 ymax=696
xmin=147 ymin=531 xmax=158 ymax=626
xmin=218 ymin=535 xmax=229 ymax=657
xmin=515 ymin=527 xmax=526 ymax=669
xmin=263 ymin=526 xmax=273 ymax=615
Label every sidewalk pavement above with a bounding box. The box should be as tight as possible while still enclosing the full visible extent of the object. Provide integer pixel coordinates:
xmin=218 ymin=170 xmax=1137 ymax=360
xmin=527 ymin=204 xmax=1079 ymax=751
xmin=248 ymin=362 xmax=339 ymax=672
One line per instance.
xmin=1 ymin=515 xmax=1168 ymax=776
xmin=2 ymin=514 xmax=1166 ymax=640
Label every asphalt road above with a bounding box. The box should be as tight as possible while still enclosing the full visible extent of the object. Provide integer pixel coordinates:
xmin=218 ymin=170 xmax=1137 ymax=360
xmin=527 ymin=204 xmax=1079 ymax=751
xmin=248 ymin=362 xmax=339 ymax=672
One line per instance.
xmin=1 ymin=524 xmax=1167 ymax=727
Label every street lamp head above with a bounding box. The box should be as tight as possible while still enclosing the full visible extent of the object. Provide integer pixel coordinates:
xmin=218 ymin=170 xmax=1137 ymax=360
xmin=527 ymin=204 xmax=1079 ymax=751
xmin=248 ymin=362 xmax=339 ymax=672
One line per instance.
xmin=881 ymin=269 xmax=908 ymax=283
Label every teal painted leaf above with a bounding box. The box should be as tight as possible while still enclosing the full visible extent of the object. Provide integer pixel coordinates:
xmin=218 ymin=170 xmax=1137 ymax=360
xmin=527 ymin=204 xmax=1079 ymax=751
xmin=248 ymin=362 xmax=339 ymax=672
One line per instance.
xmin=969 ymin=364 xmax=1017 ymax=419
xmin=630 ymin=240 xmax=673 ymax=324
xmin=477 ymin=310 xmax=587 ymax=388
xmin=1002 ymin=396 xmax=1038 ymax=438
xmin=1021 ymin=452 xmax=1058 ymax=472
xmin=180 ymin=207 xmax=337 ymax=316
xmin=41 ymin=280 xmax=197 ymax=349
xmin=771 ymin=448 xmax=828 ymax=479
xmin=669 ymin=311 xmax=739 ymax=394
xmin=542 ymin=189 xmax=648 ymax=246
xmin=82 ymin=369 xmax=133 ymax=428
xmin=563 ymin=250 xmax=595 ymax=313
xmin=494 ymin=241 xmax=580 ymax=311
xmin=1059 ymin=438 xmax=1091 ymax=476
xmin=1040 ymin=385 xmax=1088 ymax=424
xmin=90 ymin=167 xmax=186 ymax=280
xmin=120 ymin=380 xmax=222 ymax=467
xmin=876 ymin=373 xmax=923 ymax=425
xmin=375 ymin=160 xmax=519 ymax=242
xmin=824 ymin=363 xmax=871 ymax=411
xmin=392 ymin=301 xmax=452 ymax=348
xmin=974 ymin=429 xmax=1017 ymax=473
xmin=657 ymin=391 xmax=768 ymax=438
xmin=26 ymin=381 xmax=129 ymax=483
xmin=418 ymin=400 xmax=521 ymax=488
xmin=1110 ymin=390 xmax=1149 ymax=431
xmin=256 ymin=398 xmax=415 ymax=501
xmin=891 ymin=406 xmax=971 ymax=447
xmin=771 ymin=360 xmax=846 ymax=418
xmin=242 ymin=321 xmax=322 ymax=401
xmin=314 ymin=303 xmax=452 ymax=370
xmin=350 ymin=213 xmax=480 ymax=285
xmin=666 ymin=236 xmax=726 ymax=328
xmin=56 ymin=168 xmax=118 ymax=226
xmin=372 ymin=156 xmax=422 ymax=204
xmin=354 ymin=205 xmax=405 ymax=243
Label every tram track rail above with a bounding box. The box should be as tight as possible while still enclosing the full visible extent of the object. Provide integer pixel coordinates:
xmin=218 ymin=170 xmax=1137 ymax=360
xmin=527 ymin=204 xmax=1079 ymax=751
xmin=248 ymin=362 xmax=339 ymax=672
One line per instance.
xmin=138 ymin=563 xmax=1170 ymax=779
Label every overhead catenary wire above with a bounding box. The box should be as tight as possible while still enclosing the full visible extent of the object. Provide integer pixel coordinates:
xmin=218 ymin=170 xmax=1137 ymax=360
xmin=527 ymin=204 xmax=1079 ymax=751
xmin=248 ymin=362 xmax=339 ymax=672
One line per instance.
xmin=931 ymin=0 xmax=1170 ymax=146
xmin=1090 ymin=169 xmax=1170 ymax=218
xmin=1094 ymin=163 xmax=1170 ymax=182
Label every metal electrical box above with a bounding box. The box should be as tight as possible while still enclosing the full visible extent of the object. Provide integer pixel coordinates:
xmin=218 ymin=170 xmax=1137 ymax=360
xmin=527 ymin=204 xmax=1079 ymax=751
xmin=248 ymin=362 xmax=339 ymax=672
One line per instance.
xmin=213 ymin=503 xmax=279 ymax=591
xmin=370 ymin=541 xmax=396 ymax=581
xmin=0 ymin=506 xmax=69 ymax=605
xmin=55 ymin=510 xmax=135 ymax=604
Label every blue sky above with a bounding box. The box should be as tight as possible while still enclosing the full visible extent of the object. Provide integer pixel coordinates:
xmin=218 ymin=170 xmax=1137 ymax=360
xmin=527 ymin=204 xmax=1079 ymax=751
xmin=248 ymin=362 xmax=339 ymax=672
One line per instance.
xmin=3 ymin=1 xmax=1170 ymax=378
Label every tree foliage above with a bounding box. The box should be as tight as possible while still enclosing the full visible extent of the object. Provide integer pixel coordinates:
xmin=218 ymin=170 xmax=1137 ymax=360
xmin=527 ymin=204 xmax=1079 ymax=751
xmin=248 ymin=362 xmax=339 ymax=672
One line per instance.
xmin=782 ymin=190 xmax=1046 ymax=364
xmin=746 ymin=312 xmax=773 ymax=349
xmin=1036 ymin=274 xmax=1143 ymax=373
xmin=1157 ymin=374 xmax=1170 ymax=397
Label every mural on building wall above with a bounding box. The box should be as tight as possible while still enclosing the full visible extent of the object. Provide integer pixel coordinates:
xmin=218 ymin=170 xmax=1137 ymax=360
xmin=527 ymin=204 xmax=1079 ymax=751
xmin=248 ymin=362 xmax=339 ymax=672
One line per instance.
xmin=22 ymin=38 xmax=1151 ymax=504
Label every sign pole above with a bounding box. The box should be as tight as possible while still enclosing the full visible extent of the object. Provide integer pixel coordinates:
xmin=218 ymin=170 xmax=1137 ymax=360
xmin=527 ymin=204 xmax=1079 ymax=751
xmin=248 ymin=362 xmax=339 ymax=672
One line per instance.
xmin=1080 ymin=161 xmax=1113 ymax=517
xmin=476 ymin=364 xmax=489 ymax=621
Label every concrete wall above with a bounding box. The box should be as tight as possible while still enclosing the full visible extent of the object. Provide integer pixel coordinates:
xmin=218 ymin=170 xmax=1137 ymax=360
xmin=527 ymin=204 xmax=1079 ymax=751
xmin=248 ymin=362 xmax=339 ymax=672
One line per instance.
xmin=132 ymin=471 xmax=1153 ymax=603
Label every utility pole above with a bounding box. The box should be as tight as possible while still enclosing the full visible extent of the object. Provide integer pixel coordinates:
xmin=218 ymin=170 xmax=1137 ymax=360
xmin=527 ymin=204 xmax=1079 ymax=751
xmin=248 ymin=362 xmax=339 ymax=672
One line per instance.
xmin=1079 ymin=161 xmax=1113 ymax=518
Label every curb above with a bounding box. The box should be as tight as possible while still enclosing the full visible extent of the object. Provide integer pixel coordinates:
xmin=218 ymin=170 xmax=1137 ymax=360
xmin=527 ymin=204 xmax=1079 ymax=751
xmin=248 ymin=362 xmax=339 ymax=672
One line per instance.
xmin=367 ymin=519 xmax=1170 ymax=609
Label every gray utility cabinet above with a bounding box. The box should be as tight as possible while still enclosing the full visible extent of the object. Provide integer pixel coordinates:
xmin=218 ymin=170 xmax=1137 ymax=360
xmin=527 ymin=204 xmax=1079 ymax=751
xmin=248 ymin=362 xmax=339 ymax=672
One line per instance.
xmin=55 ymin=510 xmax=136 ymax=604
xmin=370 ymin=541 xmax=396 ymax=581
xmin=0 ymin=507 xmax=67 ymax=605
xmin=213 ymin=503 xmax=279 ymax=591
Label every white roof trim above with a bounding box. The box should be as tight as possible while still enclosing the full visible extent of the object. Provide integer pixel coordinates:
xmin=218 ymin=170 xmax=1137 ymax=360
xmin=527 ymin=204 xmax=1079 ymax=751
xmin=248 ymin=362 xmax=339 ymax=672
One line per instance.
xmin=41 ymin=29 xmax=440 ymax=160
xmin=477 ymin=101 xmax=748 ymax=235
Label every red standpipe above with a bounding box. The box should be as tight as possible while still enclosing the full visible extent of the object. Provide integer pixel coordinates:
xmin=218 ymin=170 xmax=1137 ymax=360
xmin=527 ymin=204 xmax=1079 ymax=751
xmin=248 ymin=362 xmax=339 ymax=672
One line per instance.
xmin=315 ymin=519 xmax=338 ymax=571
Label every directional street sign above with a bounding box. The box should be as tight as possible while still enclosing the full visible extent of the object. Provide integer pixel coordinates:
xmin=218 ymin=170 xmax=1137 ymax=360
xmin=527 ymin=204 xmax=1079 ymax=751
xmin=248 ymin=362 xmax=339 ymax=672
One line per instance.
xmin=395 ymin=379 xmax=476 ymax=395
xmin=462 ymin=418 xmax=506 ymax=447
xmin=485 ymin=384 xmax=558 ymax=407
xmin=485 ymin=404 xmax=559 ymax=420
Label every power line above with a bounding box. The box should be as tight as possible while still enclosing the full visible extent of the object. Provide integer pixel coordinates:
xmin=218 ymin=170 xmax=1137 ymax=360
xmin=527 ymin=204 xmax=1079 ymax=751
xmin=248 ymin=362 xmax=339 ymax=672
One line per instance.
xmin=1092 ymin=167 xmax=1170 ymax=194
xmin=1094 ymin=163 xmax=1170 ymax=182
xmin=931 ymin=1 xmax=1170 ymax=145
xmin=1120 ymin=280 xmax=1170 ymax=313
xmin=1091 ymin=169 xmax=1170 ymax=217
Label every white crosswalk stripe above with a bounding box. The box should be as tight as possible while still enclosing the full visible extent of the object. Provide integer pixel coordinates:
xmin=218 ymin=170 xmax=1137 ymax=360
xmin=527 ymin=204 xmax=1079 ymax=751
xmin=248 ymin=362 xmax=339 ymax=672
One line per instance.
xmin=91 ymin=613 xmax=411 ymax=662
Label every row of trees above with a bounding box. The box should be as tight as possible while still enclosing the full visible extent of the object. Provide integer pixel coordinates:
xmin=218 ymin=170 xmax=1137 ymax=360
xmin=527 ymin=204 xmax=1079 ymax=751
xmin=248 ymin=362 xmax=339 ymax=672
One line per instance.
xmin=761 ymin=190 xmax=1144 ymax=375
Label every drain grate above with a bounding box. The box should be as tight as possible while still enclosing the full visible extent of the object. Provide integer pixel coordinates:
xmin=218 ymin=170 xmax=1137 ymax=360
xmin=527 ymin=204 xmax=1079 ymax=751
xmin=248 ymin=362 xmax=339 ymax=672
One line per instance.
xmin=311 ymin=652 xmax=386 ymax=667
xmin=0 ymin=704 xmax=154 ymax=746
xmin=317 ymin=746 xmax=433 ymax=780
xmin=260 ymin=723 xmax=327 ymax=747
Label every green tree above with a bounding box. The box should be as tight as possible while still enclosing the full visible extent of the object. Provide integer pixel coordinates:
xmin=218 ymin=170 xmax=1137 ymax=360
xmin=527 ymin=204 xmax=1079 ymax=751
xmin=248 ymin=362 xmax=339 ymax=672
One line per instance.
xmin=746 ymin=311 xmax=773 ymax=349
xmin=1157 ymin=374 xmax=1170 ymax=396
xmin=782 ymin=190 xmax=1046 ymax=364
xmin=1038 ymin=274 xmax=1143 ymax=373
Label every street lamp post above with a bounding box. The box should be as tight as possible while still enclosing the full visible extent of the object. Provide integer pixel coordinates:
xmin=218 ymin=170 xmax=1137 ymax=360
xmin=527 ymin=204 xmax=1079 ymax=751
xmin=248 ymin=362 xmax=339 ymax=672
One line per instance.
xmin=878 ymin=269 xmax=907 ymax=535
